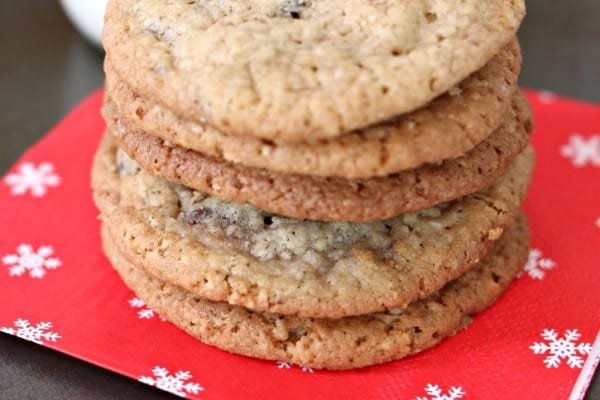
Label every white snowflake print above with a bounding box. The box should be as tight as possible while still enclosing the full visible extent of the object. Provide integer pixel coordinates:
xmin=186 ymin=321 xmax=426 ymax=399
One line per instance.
xmin=4 ymin=162 xmax=61 ymax=197
xmin=560 ymin=134 xmax=600 ymax=167
xmin=276 ymin=361 xmax=314 ymax=373
xmin=416 ymin=384 xmax=465 ymax=400
xmin=276 ymin=361 xmax=291 ymax=369
xmin=128 ymin=297 xmax=165 ymax=321
xmin=2 ymin=244 xmax=62 ymax=278
xmin=521 ymin=249 xmax=555 ymax=280
xmin=1 ymin=319 xmax=61 ymax=345
xmin=139 ymin=366 xmax=203 ymax=398
xmin=530 ymin=329 xmax=592 ymax=368
xmin=538 ymin=90 xmax=556 ymax=104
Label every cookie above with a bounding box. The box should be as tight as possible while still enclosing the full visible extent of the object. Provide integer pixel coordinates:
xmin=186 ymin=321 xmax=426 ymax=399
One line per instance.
xmin=104 ymin=39 xmax=521 ymax=179
xmin=105 ymin=91 xmax=532 ymax=222
xmin=92 ymin=136 xmax=533 ymax=318
xmin=103 ymin=0 xmax=525 ymax=142
xmin=102 ymin=214 xmax=530 ymax=370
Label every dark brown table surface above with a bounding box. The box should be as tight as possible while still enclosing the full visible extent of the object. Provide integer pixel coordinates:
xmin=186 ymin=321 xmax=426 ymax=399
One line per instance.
xmin=1 ymin=1 xmax=598 ymax=399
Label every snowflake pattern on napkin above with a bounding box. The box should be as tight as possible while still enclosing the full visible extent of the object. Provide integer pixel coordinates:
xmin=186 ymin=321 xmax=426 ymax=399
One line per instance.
xmin=139 ymin=366 xmax=203 ymax=398
xmin=4 ymin=162 xmax=61 ymax=197
xmin=560 ymin=134 xmax=600 ymax=167
xmin=2 ymin=244 xmax=62 ymax=278
xmin=530 ymin=329 xmax=592 ymax=368
xmin=1 ymin=319 xmax=61 ymax=345
xmin=521 ymin=249 xmax=555 ymax=280
xmin=416 ymin=384 xmax=465 ymax=400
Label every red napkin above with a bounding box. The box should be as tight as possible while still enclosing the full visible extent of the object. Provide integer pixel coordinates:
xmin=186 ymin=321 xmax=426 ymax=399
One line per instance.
xmin=1 ymin=89 xmax=598 ymax=400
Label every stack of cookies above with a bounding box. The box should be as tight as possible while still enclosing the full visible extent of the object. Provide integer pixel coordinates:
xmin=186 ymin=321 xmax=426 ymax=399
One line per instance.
xmin=94 ymin=0 xmax=533 ymax=369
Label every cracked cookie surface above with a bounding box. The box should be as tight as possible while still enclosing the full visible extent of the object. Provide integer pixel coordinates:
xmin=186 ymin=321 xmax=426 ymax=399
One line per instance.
xmin=103 ymin=0 xmax=525 ymax=142
xmin=102 ymin=214 xmax=529 ymax=369
xmin=92 ymin=136 xmax=533 ymax=318
xmin=105 ymin=91 xmax=532 ymax=222
xmin=104 ymin=40 xmax=521 ymax=178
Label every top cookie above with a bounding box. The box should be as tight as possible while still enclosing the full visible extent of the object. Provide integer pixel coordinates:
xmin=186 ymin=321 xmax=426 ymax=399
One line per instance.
xmin=103 ymin=0 xmax=525 ymax=142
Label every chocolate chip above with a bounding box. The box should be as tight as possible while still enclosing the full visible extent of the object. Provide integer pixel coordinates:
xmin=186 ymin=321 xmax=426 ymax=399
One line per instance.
xmin=278 ymin=0 xmax=310 ymax=19
xmin=437 ymin=201 xmax=455 ymax=211
xmin=117 ymin=160 xmax=126 ymax=175
xmin=185 ymin=207 xmax=212 ymax=225
xmin=115 ymin=150 xmax=141 ymax=176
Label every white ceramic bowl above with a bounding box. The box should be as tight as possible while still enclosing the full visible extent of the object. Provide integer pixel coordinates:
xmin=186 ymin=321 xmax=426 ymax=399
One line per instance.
xmin=59 ymin=0 xmax=109 ymax=48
